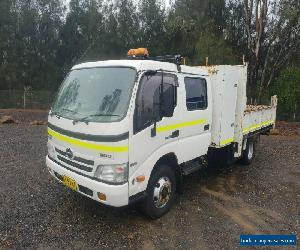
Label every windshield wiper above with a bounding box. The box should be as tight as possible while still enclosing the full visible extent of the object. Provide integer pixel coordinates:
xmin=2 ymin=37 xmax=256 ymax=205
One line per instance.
xmin=62 ymin=108 xmax=77 ymax=114
xmin=72 ymin=113 xmax=121 ymax=125
xmin=49 ymin=111 xmax=61 ymax=119
xmin=50 ymin=108 xmax=77 ymax=119
xmin=88 ymin=113 xmax=121 ymax=117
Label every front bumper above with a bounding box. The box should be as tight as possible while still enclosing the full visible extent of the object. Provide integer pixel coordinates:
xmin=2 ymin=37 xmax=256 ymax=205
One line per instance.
xmin=46 ymin=156 xmax=129 ymax=207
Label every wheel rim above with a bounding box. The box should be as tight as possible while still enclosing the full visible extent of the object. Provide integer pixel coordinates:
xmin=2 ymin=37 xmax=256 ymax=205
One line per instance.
xmin=153 ymin=177 xmax=172 ymax=208
xmin=248 ymin=141 xmax=254 ymax=159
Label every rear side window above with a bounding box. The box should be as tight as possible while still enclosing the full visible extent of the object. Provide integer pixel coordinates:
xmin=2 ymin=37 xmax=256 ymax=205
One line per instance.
xmin=184 ymin=77 xmax=207 ymax=111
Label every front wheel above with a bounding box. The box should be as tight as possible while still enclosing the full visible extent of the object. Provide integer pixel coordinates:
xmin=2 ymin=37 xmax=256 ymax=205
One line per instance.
xmin=240 ymin=138 xmax=255 ymax=165
xmin=141 ymin=165 xmax=176 ymax=219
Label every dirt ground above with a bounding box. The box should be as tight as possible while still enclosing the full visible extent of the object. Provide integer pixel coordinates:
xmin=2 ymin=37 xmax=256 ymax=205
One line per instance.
xmin=0 ymin=110 xmax=299 ymax=249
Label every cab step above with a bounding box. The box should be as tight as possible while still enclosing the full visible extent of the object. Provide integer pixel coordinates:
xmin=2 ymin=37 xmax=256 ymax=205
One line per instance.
xmin=181 ymin=157 xmax=207 ymax=175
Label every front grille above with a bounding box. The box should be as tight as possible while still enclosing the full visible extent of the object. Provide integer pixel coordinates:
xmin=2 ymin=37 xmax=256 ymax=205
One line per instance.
xmin=57 ymin=155 xmax=93 ymax=172
xmin=55 ymin=148 xmax=94 ymax=166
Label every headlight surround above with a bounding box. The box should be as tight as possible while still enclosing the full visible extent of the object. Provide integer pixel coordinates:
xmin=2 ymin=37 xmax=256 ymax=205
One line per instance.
xmin=94 ymin=163 xmax=128 ymax=184
xmin=47 ymin=141 xmax=56 ymax=159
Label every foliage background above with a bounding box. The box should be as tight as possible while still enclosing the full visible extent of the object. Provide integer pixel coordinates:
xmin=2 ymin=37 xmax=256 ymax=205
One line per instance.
xmin=0 ymin=0 xmax=299 ymax=120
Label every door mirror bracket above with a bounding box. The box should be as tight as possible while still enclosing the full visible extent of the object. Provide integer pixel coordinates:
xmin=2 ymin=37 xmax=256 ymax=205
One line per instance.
xmin=151 ymin=122 xmax=156 ymax=137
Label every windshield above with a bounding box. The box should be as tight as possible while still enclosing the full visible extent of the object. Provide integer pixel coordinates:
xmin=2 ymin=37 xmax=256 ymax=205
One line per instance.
xmin=51 ymin=67 xmax=136 ymax=123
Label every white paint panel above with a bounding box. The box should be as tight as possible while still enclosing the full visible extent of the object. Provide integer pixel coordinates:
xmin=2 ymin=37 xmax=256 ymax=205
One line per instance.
xmin=199 ymin=65 xmax=243 ymax=147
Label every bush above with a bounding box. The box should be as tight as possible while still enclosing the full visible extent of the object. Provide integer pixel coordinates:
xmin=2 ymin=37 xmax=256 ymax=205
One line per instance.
xmin=271 ymin=67 xmax=300 ymax=121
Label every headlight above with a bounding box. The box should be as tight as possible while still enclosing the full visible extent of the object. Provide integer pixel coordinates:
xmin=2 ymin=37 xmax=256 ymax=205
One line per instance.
xmin=94 ymin=163 xmax=128 ymax=184
xmin=47 ymin=141 xmax=56 ymax=159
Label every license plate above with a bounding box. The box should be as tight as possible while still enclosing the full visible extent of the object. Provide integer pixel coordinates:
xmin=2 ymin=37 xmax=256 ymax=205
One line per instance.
xmin=63 ymin=175 xmax=77 ymax=191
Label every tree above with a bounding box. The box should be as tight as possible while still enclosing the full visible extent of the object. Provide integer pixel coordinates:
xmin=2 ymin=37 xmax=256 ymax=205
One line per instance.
xmin=116 ymin=0 xmax=140 ymax=52
xmin=173 ymin=0 xmax=225 ymax=27
xmin=0 ymin=0 xmax=298 ymax=121
xmin=35 ymin=0 xmax=65 ymax=89
xmin=138 ymin=0 xmax=166 ymax=55
xmin=242 ymin=0 xmax=300 ymax=99
xmin=165 ymin=0 xmax=228 ymax=63
xmin=196 ymin=23 xmax=237 ymax=65
xmin=272 ymin=67 xmax=300 ymax=121
xmin=0 ymin=0 xmax=64 ymax=90
xmin=58 ymin=0 xmax=104 ymax=70
xmin=0 ymin=0 xmax=15 ymax=90
xmin=224 ymin=0 xmax=246 ymax=56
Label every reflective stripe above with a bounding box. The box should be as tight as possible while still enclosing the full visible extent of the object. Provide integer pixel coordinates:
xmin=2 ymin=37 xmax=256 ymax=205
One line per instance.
xmin=48 ymin=122 xmax=129 ymax=142
xmin=220 ymin=137 xmax=234 ymax=146
xmin=221 ymin=119 xmax=274 ymax=146
xmin=243 ymin=120 xmax=274 ymax=134
xmin=48 ymin=129 xmax=128 ymax=153
xmin=156 ymin=119 xmax=207 ymax=133
xmin=243 ymin=128 xmax=250 ymax=134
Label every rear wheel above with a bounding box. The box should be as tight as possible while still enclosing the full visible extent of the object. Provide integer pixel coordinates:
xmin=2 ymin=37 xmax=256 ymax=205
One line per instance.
xmin=141 ymin=165 xmax=176 ymax=219
xmin=240 ymin=138 xmax=255 ymax=165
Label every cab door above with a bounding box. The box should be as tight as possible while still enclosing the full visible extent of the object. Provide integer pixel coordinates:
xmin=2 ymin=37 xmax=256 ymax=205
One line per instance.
xmin=128 ymin=71 xmax=180 ymax=195
xmin=175 ymin=75 xmax=211 ymax=162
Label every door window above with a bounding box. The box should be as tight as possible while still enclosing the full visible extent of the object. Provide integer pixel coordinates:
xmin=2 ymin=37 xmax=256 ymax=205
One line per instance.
xmin=134 ymin=72 xmax=177 ymax=133
xmin=184 ymin=77 xmax=207 ymax=111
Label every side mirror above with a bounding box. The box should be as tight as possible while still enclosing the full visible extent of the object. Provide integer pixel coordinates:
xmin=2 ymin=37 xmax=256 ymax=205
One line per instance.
xmin=151 ymin=83 xmax=176 ymax=137
xmin=160 ymin=83 xmax=175 ymax=117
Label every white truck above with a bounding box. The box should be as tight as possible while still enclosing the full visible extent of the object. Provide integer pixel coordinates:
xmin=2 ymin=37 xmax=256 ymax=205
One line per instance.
xmin=46 ymin=53 xmax=277 ymax=218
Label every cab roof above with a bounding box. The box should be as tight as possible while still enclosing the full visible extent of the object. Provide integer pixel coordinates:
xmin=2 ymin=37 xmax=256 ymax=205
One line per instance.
xmin=72 ymin=60 xmax=209 ymax=76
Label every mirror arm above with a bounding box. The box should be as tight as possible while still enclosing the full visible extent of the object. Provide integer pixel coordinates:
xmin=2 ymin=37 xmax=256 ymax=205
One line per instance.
xmin=159 ymin=71 xmax=164 ymax=116
xmin=151 ymin=120 xmax=157 ymax=137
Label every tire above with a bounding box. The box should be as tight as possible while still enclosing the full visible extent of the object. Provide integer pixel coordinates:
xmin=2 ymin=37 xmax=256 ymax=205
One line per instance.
xmin=141 ymin=165 xmax=176 ymax=219
xmin=240 ymin=138 xmax=255 ymax=165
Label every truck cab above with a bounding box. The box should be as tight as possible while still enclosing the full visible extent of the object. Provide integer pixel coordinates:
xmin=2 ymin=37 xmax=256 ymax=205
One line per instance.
xmin=46 ymin=58 xmax=276 ymax=218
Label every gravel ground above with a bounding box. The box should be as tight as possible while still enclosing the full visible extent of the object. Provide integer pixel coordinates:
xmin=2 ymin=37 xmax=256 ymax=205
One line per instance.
xmin=0 ymin=109 xmax=48 ymax=124
xmin=0 ymin=111 xmax=299 ymax=249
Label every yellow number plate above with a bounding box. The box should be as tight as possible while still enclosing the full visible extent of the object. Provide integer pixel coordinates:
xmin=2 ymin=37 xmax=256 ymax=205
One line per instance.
xmin=63 ymin=175 xmax=77 ymax=191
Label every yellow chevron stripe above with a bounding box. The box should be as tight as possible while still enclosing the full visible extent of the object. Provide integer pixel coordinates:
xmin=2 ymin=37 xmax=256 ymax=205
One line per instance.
xmin=48 ymin=129 xmax=128 ymax=153
xmin=243 ymin=120 xmax=275 ymax=134
xmin=220 ymin=137 xmax=235 ymax=146
xmin=156 ymin=119 xmax=208 ymax=133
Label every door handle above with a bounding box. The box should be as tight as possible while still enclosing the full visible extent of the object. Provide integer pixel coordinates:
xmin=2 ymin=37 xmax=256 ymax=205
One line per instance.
xmin=165 ymin=130 xmax=179 ymax=140
xmin=171 ymin=130 xmax=179 ymax=138
xmin=204 ymin=124 xmax=210 ymax=131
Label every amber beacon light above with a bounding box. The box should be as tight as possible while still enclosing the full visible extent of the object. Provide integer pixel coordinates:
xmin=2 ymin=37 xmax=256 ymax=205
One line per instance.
xmin=127 ymin=48 xmax=149 ymax=57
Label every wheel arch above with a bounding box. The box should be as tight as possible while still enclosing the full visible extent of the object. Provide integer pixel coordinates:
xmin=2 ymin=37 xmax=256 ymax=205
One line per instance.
xmin=128 ymin=149 xmax=182 ymax=199
xmin=151 ymin=152 xmax=183 ymax=193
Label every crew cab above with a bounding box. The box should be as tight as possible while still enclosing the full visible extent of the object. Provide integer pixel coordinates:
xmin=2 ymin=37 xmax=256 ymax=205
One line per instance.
xmin=46 ymin=57 xmax=277 ymax=218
